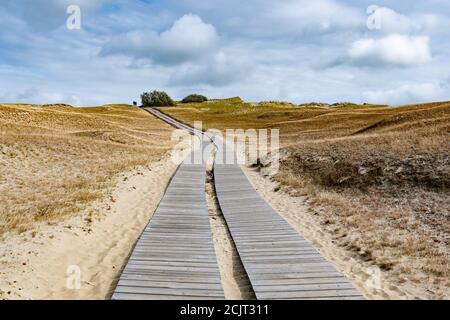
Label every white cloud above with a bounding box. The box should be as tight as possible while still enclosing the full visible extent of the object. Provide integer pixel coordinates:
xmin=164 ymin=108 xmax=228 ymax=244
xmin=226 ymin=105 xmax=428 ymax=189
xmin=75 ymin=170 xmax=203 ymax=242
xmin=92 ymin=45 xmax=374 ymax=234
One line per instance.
xmin=363 ymin=82 xmax=449 ymax=105
xmin=222 ymin=0 xmax=364 ymax=39
xmin=2 ymin=1 xmax=450 ymax=106
xmin=1 ymin=87 xmax=81 ymax=105
xmin=371 ymin=6 xmax=450 ymax=35
xmin=101 ymin=14 xmax=219 ymax=65
xmin=349 ymin=34 xmax=431 ymax=67
xmin=169 ymin=51 xmax=250 ymax=86
xmin=273 ymin=0 xmax=362 ymax=30
xmin=3 ymin=0 xmax=107 ymax=31
xmin=373 ymin=7 xmax=416 ymax=34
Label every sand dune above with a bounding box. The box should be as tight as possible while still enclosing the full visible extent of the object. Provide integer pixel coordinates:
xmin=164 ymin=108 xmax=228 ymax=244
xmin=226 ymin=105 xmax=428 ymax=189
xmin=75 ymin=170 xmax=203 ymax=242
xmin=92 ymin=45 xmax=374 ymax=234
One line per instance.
xmin=0 ymin=160 xmax=177 ymax=299
xmin=162 ymin=99 xmax=450 ymax=300
xmin=0 ymin=104 xmax=182 ymax=299
xmin=0 ymin=104 xmax=175 ymax=236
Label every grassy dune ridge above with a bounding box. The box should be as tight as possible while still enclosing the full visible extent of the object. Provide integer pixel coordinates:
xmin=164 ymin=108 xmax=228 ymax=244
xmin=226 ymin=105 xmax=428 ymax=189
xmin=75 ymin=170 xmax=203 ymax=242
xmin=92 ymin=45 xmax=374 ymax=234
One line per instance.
xmin=0 ymin=104 xmax=175 ymax=236
xmin=162 ymin=99 xmax=450 ymax=298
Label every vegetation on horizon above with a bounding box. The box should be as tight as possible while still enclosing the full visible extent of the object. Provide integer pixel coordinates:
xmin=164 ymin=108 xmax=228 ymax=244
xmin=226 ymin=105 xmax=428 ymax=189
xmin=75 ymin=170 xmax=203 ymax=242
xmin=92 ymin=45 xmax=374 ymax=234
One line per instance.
xmin=141 ymin=90 xmax=175 ymax=107
xmin=181 ymin=94 xmax=208 ymax=104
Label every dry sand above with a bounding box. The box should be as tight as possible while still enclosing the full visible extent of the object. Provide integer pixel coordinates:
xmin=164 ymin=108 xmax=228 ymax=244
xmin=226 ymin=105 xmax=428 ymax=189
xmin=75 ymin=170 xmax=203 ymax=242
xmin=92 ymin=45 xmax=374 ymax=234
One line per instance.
xmin=0 ymin=104 xmax=177 ymax=236
xmin=0 ymin=156 xmax=178 ymax=300
xmin=241 ymin=165 xmax=418 ymax=300
xmin=0 ymin=104 xmax=193 ymax=300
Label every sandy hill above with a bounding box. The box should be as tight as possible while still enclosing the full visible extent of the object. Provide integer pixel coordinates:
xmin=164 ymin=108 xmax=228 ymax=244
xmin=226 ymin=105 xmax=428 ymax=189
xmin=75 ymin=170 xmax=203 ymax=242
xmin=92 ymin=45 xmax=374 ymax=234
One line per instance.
xmin=0 ymin=104 xmax=175 ymax=236
xmin=162 ymin=99 xmax=450 ymax=299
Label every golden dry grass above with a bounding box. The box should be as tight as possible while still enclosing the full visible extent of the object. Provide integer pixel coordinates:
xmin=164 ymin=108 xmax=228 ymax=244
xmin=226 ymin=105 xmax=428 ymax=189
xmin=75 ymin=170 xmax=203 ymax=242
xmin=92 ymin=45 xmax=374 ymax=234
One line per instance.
xmin=162 ymin=99 xmax=450 ymax=298
xmin=0 ymin=104 xmax=175 ymax=236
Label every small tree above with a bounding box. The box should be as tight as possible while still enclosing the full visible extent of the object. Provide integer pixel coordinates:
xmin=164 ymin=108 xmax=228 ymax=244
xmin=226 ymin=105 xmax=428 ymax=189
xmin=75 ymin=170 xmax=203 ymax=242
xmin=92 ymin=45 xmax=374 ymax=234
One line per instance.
xmin=181 ymin=94 xmax=208 ymax=104
xmin=141 ymin=90 xmax=176 ymax=107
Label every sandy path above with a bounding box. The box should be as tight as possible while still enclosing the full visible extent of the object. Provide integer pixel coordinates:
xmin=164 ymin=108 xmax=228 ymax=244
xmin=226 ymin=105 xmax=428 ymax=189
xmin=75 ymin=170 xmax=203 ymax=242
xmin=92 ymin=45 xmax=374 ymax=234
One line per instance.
xmin=205 ymin=170 xmax=255 ymax=300
xmin=0 ymin=157 xmax=178 ymax=300
xmin=241 ymin=166 xmax=412 ymax=300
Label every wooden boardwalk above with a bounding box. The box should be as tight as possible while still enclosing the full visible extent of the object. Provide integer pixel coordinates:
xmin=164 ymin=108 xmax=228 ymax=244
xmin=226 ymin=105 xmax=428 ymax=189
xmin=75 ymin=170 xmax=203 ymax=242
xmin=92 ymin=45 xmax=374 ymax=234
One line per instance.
xmin=214 ymin=163 xmax=363 ymax=300
xmin=113 ymin=109 xmax=224 ymax=300
xmin=114 ymin=107 xmax=364 ymax=300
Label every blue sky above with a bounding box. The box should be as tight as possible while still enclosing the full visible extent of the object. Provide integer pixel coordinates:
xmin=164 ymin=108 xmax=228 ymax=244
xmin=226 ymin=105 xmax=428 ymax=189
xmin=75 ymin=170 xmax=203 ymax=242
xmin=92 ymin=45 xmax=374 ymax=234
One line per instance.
xmin=0 ymin=0 xmax=449 ymax=105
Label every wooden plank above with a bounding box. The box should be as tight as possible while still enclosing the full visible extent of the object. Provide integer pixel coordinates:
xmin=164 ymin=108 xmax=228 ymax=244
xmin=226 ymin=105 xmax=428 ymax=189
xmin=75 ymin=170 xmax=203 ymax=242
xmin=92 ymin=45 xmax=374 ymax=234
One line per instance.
xmin=244 ymin=256 xmax=327 ymax=263
xmin=246 ymin=266 xmax=338 ymax=274
xmin=241 ymin=250 xmax=320 ymax=256
xmin=251 ymin=277 xmax=351 ymax=286
xmin=214 ymin=163 xmax=363 ymax=300
xmin=123 ymin=265 xmax=221 ymax=275
xmin=130 ymin=254 xmax=217 ymax=261
xmin=129 ymin=257 xmax=218 ymax=263
xmin=257 ymin=289 xmax=363 ymax=299
xmin=112 ymin=144 xmax=224 ymax=300
xmin=126 ymin=260 xmax=221 ymax=268
xmin=120 ymin=274 xmax=222 ymax=284
xmin=113 ymin=292 xmax=220 ymax=300
xmin=117 ymin=279 xmax=223 ymax=290
xmin=115 ymin=286 xmax=224 ymax=297
xmin=121 ymin=270 xmax=222 ymax=278
xmin=254 ymin=283 xmax=357 ymax=292
xmin=131 ymin=247 xmax=214 ymax=253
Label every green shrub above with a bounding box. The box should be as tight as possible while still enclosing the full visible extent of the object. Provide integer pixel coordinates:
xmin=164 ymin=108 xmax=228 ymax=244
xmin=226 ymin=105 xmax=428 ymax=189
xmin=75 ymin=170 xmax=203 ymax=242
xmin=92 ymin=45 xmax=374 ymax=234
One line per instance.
xmin=141 ymin=90 xmax=175 ymax=107
xmin=181 ymin=94 xmax=208 ymax=104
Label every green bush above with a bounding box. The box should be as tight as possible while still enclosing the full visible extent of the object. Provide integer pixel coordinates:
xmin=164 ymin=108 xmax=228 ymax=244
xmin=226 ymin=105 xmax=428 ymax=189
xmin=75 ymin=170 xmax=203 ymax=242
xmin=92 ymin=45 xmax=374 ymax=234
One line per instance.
xmin=181 ymin=94 xmax=208 ymax=104
xmin=141 ymin=90 xmax=175 ymax=107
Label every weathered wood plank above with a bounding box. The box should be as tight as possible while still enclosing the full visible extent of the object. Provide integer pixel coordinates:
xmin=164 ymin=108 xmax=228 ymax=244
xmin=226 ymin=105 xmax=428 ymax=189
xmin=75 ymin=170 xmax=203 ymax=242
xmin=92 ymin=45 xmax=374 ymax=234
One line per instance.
xmin=254 ymin=283 xmax=357 ymax=292
xmin=257 ymin=289 xmax=363 ymax=299
xmin=251 ymin=277 xmax=351 ymax=286
xmin=121 ymin=270 xmax=222 ymax=278
xmin=117 ymin=279 xmax=223 ymax=290
xmin=120 ymin=273 xmax=222 ymax=284
xmin=112 ymin=143 xmax=224 ymax=300
xmin=214 ymin=163 xmax=363 ymax=300
xmin=115 ymin=286 xmax=224 ymax=297
xmin=113 ymin=292 xmax=220 ymax=300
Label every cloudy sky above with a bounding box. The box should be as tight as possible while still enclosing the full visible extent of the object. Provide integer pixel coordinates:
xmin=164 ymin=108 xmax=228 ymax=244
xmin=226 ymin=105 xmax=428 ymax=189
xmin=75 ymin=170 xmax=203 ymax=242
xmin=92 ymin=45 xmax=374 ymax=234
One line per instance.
xmin=1 ymin=0 xmax=449 ymax=105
